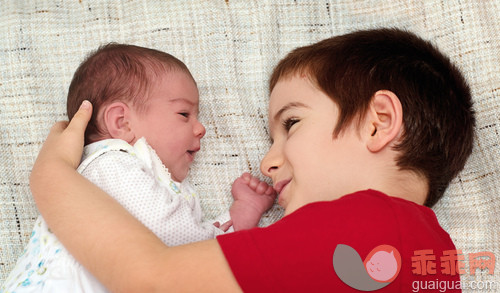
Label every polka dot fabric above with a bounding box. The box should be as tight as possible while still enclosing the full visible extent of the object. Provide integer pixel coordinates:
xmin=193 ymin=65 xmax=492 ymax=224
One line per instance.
xmin=1 ymin=138 xmax=229 ymax=292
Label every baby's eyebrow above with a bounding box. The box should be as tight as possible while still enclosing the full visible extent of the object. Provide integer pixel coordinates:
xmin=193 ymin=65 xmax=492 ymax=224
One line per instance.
xmin=169 ymin=97 xmax=195 ymax=106
xmin=273 ymin=102 xmax=309 ymax=122
xmin=169 ymin=98 xmax=199 ymax=112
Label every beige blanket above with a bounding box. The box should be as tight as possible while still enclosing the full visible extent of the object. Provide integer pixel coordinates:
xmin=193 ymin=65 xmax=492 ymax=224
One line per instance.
xmin=1 ymin=1 xmax=498 ymax=290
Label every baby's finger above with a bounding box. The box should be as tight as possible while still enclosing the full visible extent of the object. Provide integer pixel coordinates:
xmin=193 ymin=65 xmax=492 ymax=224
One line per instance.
xmin=241 ymin=172 xmax=251 ymax=182
xmin=256 ymin=181 xmax=268 ymax=194
xmin=219 ymin=220 xmax=233 ymax=232
xmin=265 ymin=185 xmax=277 ymax=196
xmin=248 ymin=175 xmax=260 ymax=190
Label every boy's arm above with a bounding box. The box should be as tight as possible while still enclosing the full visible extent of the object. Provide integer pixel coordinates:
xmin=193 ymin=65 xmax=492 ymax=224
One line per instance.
xmin=30 ymin=102 xmax=241 ymax=292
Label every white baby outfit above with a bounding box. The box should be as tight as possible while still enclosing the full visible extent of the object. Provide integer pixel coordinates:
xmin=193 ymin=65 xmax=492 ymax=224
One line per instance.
xmin=1 ymin=138 xmax=230 ymax=292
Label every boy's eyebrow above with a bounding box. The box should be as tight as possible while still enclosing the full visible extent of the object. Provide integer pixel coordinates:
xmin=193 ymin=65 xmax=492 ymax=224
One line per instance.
xmin=273 ymin=102 xmax=309 ymax=121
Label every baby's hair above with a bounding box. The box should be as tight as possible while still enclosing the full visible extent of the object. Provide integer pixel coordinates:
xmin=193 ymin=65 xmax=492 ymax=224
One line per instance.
xmin=66 ymin=43 xmax=195 ymax=144
xmin=270 ymin=28 xmax=475 ymax=207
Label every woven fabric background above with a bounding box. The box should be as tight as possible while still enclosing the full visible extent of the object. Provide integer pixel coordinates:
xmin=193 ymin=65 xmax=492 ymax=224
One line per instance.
xmin=1 ymin=1 xmax=498 ymax=290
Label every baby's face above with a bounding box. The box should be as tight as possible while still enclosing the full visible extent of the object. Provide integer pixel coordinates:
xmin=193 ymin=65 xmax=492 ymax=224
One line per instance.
xmin=130 ymin=72 xmax=205 ymax=182
xmin=260 ymin=75 xmax=370 ymax=215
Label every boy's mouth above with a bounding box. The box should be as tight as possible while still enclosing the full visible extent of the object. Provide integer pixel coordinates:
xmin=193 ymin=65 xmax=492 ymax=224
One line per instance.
xmin=274 ymin=179 xmax=291 ymax=195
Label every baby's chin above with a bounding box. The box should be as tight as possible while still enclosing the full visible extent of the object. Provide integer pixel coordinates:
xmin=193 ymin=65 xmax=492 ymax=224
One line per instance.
xmin=170 ymin=169 xmax=189 ymax=182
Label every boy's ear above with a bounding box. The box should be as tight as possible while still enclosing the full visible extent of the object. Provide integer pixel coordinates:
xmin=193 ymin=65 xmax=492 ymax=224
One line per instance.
xmin=103 ymin=101 xmax=136 ymax=143
xmin=365 ymin=90 xmax=403 ymax=152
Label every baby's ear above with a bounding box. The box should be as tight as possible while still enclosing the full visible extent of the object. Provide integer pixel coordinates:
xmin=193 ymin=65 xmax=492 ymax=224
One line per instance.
xmin=365 ymin=90 xmax=403 ymax=152
xmin=103 ymin=102 xmax=135 ymax=143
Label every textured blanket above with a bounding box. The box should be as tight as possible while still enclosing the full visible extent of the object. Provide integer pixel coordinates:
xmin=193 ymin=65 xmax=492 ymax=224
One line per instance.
xmin=1 ymin=1 xmax=498 ymax=291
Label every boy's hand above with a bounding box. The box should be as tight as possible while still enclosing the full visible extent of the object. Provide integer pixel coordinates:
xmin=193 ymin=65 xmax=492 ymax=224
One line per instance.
xmin=229 ymin=172 xmax=277 ymax=230
xmin=30 ymin=101 xmax=92 ymax=183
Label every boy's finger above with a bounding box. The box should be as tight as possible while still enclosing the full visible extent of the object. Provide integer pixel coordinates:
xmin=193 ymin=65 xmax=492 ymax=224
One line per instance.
xmin=49 ymin=121 xmax=70 ymax=133
xmin=66 ymin=100 xmax=92 ymax=134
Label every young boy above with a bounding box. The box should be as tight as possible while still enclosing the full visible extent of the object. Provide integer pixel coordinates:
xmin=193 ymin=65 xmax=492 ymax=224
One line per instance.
xmin=2 ymin=44 xmax=275 ymax=292
xmin=29 ymin=28 xmax=474 ymax=292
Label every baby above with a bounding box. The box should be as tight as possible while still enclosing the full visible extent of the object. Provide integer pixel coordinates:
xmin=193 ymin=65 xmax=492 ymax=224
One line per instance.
xmin=2 ymin=44 xmax=275 ymax=292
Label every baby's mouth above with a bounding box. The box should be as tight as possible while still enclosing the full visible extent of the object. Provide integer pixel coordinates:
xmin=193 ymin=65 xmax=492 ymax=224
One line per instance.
xmin=187 ymin=148 xmax=200 ymax=158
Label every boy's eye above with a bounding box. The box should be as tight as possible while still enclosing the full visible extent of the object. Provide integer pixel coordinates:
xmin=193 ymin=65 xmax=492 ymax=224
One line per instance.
xmin=282 ymin=117 xmax=299 ymax=132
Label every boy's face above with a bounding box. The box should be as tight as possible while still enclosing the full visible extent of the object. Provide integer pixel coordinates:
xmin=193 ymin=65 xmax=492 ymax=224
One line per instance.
xmin=260 ymin=75 xmax=369 ymax=215
xmin=130 ymin=72 xmax=205 ymax=182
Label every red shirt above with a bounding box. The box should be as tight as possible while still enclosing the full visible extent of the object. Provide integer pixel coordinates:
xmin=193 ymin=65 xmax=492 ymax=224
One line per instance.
xmin=217 ymin=190 xmax=461 ymax=292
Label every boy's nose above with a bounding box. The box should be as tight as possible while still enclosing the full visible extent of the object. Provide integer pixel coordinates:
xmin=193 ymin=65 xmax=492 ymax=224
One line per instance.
xmin=260 ymin=143 xmax=281 ymax=178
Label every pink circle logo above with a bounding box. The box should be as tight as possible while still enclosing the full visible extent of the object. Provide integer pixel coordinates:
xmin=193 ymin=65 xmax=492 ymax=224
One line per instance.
xmin=364 ymin=245 xmax=402 ymax=283
xmin=333 ymin=244 xmax=402 ymax=291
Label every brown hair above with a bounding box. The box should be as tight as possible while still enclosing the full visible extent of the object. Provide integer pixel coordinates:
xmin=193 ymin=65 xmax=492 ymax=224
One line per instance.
xmin=67 ymin=43 xmax=194 ymax=144
xmin=270 ymin=28 xmax=475 ymax=207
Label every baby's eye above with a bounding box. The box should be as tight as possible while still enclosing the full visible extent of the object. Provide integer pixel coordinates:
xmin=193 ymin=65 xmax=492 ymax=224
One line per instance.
xmin=179 ymin=112 xmax=189 ymax=118
xmin=282 ymin=117 xmax=299 ymax=132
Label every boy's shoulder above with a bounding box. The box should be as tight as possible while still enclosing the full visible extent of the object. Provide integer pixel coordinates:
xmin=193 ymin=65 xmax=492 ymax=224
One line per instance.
xmin=297 ymin=189 xmax=435 ymax=220
xmin=279 ymin=189 xmax=455 ymax=253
